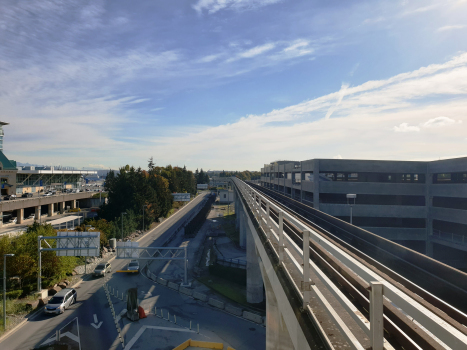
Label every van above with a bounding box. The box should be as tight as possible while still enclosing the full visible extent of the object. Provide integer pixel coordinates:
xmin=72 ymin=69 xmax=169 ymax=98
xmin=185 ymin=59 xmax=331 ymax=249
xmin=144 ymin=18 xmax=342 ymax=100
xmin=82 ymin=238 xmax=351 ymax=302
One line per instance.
xmin=44 ymin=288 xmax=77 ymax=315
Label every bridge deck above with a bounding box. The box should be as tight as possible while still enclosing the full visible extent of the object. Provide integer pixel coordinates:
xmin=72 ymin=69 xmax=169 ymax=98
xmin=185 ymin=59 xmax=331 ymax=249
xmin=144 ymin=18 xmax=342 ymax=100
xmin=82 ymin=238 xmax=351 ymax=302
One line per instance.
xmin=236 ymin=179 xmax=467 ymax=350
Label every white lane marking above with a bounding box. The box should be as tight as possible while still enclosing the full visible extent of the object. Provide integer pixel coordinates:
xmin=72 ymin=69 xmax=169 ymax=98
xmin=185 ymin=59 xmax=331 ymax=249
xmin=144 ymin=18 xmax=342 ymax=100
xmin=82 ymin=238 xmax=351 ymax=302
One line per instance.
xmin=123 ymin=325 xmax=195 ymax=350
xmin=91 ymin=314 xmax=103 ymax=329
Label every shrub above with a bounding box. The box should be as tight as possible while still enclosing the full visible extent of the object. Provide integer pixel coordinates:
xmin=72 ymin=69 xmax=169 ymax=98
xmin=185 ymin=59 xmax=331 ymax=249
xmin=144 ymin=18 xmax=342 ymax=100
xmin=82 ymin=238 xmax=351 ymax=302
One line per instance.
xmin=0 ymin=289 xmax=23 ymax=300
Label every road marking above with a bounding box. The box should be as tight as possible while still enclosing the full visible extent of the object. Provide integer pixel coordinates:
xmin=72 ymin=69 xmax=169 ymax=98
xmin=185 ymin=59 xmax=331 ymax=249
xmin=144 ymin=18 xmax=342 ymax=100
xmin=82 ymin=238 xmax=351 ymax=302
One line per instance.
xmin=123 ymin=325 xmax=195 ymax=350
xmin=41 ymin=331 xmax=80 ymax=345
xmin=91 ymin=314 xmax=103 ymax=329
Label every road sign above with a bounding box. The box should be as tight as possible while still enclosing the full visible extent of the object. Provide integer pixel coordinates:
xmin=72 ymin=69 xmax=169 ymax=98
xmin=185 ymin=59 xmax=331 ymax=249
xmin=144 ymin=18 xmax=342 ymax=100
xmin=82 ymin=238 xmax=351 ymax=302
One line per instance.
xmin=172 ymin=193 xmax=190 ymax=202
xmin=55 ymin=232 xmax=100 ymax=257
xmin=39 ymin=317 xmax=81 ymax=350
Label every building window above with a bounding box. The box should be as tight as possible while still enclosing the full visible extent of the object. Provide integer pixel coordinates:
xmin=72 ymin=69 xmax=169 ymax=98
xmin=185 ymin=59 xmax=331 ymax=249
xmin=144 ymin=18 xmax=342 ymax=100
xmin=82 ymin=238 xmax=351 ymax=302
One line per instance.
xmin=302 ymin=173 xmax=313 ymax=181
xmin=433 ymin=172 xmax=467 ymax=184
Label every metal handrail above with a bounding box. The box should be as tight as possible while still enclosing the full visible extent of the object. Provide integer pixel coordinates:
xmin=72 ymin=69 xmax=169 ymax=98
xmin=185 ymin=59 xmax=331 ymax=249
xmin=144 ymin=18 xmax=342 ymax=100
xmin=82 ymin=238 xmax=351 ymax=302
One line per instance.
xmin=233 ymin=178 xmax=467 ymax=350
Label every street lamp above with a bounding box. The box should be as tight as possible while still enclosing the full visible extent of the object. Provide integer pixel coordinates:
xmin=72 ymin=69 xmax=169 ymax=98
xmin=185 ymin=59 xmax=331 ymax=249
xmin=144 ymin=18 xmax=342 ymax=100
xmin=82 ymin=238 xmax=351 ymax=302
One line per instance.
xmin=121 ymin=212 xmax=127 ymax=241
xmin=142 ymin=205 xmax=148 ymax=232
xmin=3 ymin=253 xmax=14 ymax=331
xmin=346 ymin=194 xmax=357 ymax=225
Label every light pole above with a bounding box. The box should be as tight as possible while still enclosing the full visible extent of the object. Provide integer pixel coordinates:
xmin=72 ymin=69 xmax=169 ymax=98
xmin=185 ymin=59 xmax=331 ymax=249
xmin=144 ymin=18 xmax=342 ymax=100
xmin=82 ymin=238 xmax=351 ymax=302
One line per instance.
xmin=142 ymin=205 xmax=148 ymax=232
xmin=121 ymin=212 xmax=127 ymax=241
xmin=3 ymin=253 xmax=14 ymax=331
xmin=77 ymin=201 xmax=80 ymax=226
xmin=346 ymin=194 xmax=357 ymax=225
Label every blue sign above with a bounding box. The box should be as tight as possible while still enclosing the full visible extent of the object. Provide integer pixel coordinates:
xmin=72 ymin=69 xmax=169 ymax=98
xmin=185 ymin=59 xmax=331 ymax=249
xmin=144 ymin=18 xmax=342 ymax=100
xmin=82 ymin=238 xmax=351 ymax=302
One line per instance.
xmin=40 ymin=180 xmax=43 ymax=186
xmin=85 ymin=178 xmax=89 ymax=184
xmin=64 ymin=182 xmax=67 ymax=186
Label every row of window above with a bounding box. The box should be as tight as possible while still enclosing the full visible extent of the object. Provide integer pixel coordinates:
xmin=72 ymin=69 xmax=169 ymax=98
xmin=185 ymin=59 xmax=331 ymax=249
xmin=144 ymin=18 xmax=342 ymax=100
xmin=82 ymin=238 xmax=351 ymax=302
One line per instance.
xmin=433 ymin=172 xmax=467 ymax=184
xmin=335 ymin=216 xmax=426 ymax=228
xmin=432 ymin=196 xmax=467 ymax=211
xmin=319 ymin=193 xmax=426 ymax=206
xmin=319 ymin=172 xmax=426 ymax=183
xmin=264 ymin=172 xmax=428 ymax=183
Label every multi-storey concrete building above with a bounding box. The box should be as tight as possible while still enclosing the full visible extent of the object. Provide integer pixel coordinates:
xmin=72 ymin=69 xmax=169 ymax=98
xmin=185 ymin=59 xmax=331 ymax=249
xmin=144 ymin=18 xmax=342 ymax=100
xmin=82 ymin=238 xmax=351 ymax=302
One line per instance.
xmin=260 ymin=157 xmax=467 ymax=268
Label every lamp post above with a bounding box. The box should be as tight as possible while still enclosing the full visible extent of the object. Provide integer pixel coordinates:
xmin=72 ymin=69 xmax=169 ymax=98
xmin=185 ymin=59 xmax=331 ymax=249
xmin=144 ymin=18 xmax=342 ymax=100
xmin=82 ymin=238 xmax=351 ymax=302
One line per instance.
xmin=76 ymin=201 xmax=80 ymax=226
xmin=121 ymin=212 xmax=127 ymax=241
xmin=142 ymin=205 xmax=148 ymax=232
xmin=346 ymin=194 xmax=357 ymax=225
xmin=3 ymin=253 xmax=14 ymax=331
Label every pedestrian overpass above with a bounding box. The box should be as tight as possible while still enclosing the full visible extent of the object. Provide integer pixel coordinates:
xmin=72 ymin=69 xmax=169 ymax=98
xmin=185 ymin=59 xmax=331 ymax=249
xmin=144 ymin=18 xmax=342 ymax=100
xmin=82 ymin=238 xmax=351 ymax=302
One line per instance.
xmin=230 ymin=177 xmax=467 ymax=350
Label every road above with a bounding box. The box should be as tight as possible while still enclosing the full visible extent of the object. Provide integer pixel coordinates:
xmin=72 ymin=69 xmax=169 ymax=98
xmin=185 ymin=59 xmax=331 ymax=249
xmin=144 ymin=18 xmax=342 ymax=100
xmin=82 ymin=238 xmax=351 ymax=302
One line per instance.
xmin=0 ymin=192 xmax=209 ymax=350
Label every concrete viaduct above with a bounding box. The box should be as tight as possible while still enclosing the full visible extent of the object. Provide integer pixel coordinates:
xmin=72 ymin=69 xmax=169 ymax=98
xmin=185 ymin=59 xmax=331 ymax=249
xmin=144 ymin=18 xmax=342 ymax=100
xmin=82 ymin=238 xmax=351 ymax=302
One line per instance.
xmin=230 ymin=177 xmax=467 ymax=350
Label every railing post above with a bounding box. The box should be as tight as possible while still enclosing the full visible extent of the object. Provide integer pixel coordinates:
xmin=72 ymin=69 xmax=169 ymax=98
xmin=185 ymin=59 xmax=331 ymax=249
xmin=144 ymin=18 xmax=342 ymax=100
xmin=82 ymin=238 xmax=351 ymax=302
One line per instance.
xmin=279 ymin=211 xmax=284 ymax=262
xmin=370 ymin=281 xmax=384 ymax=350
xmin=302 ymin=230 xmax=311 ymax=309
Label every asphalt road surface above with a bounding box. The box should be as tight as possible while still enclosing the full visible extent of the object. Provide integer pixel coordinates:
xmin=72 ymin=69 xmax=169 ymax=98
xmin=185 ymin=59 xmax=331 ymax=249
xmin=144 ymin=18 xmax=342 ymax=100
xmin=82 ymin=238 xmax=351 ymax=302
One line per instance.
xmin=0 ymin=192 xmax=209 ymax=350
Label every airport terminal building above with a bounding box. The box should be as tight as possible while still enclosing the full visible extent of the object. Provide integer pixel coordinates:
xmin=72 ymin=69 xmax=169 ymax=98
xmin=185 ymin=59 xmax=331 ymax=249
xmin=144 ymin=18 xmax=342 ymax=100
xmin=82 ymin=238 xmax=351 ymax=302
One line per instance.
xmin=260 ymin=157 xmax=467 ymax=268
xmin=0 ymin=121 xmax=96 ymax=196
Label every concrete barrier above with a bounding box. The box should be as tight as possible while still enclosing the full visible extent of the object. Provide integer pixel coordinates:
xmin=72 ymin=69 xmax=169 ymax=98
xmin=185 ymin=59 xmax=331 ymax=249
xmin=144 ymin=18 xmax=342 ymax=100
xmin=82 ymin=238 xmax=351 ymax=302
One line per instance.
xmin=208 ymin=298 xmax=225 ymax=310
xmin=151 ymin=273 xmax=157 ymax=281
xmin=225 ymin=304 xmax=243 ymax=316
xmin=242 ymin=311 xmax=262 ymax=324
xmin=179 ymin=286 xmax=193 ymax=296
xmin=157 ymin=277 xmax=167 ymax=286
xmin=167 ymin=281 xmax=180 ymax=291
xmin=193 ymin=291 xmax=207 ymax=302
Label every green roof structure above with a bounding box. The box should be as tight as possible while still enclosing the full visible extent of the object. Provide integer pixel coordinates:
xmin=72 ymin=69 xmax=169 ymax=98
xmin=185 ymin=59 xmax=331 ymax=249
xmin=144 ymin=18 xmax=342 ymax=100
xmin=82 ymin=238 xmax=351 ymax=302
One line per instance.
xmin=0 ymin=150 xmax=17 ymax=170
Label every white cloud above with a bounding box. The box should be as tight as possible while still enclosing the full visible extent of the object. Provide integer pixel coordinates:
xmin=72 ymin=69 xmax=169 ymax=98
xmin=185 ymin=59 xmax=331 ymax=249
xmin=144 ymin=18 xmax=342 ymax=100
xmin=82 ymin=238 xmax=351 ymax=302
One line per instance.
xmin=437 ymin=25 xmax=466 ymax=32
xmin=394 ymin=123 xmax=421 ymax=132
xmin=423 ymin=116 xmax=461 ymax=128
xmin=144 ymin=53 xmax=467 ymax=168
xmin=237 ymin=43 xmax=276 ymax=59
xmin=193 ymin=0 xmax=282 ymax=14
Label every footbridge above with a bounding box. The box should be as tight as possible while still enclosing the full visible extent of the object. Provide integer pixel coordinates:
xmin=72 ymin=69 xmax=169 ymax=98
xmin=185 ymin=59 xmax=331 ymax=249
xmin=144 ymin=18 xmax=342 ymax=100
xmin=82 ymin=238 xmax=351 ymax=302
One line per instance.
xmin=230 ymin=178 xmax=467 ymax=350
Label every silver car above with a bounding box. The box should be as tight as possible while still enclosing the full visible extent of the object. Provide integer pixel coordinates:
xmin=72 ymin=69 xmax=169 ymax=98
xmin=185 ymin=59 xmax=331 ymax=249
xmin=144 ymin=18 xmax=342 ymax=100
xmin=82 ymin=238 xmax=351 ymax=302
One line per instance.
xmin=93 ymin=262 xmax=111 ymax=277
xmin=44 ymin=288 xmax=77 ymax=315
xmin=127 ymin=260 xmax=139 ymax=273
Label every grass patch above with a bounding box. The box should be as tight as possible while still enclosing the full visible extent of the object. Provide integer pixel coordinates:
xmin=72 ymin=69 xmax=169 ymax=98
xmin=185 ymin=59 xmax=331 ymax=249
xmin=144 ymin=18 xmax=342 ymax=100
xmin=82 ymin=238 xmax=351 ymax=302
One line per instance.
xmin=198 ymin=275 xmax=248 ymax=306
xmin=165 ymin=208 xmax=175 ymax=218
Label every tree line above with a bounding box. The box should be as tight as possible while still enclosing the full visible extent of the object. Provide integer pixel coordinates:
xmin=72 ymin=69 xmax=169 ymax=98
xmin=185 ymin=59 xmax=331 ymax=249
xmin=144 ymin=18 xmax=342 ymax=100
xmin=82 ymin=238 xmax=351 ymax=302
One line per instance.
xmin=99 ymin=158 xmax=198 ymax=240
xmin=194 ymin=168 xmax=209 ymax=184
xmin=219 ymin=170 xmax=261 ymax=181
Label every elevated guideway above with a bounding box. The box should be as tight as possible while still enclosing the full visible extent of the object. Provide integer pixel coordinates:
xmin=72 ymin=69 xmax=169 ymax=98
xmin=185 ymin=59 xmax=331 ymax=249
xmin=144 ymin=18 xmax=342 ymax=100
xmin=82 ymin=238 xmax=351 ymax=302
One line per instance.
xmin=231 ymin=178 xmax=467 ymax=350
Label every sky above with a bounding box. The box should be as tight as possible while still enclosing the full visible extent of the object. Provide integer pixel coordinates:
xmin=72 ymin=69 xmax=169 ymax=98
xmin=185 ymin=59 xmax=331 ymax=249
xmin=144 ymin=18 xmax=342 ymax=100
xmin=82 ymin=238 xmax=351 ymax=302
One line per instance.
xmin=1 ymin=0 xmax=467 ymax=171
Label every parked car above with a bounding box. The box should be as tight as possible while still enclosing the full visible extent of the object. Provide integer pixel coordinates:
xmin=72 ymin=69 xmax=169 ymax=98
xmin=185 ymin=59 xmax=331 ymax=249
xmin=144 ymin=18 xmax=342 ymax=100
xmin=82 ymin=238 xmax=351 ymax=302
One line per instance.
xmin=43 ymin=192 xmax=52 ymax=196
xmin=8 ymin=217 xmax=17 ymax=224
xmin=5 ymin=194 xmax=16 ymax=200
xmin=44 ymin=288 xmax=77 ymax=315
xmin=22 ymin=193 xmax=33 ymax=198
xmin=93 ymin=262 xmax=111 ymax=277
xmin=69 ymin=208 xmax=81 ymax=212
xmin=127 ymin=260 xmax=140 ymax=273
xmin=27 ymin=214 xmax=35 ymax=220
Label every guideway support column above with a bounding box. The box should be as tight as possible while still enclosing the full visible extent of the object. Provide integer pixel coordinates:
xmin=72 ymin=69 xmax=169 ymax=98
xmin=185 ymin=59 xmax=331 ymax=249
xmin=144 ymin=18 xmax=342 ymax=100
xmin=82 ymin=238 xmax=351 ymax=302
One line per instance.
xmin=70 ymin=200 xmax=76 ymax=209
xmin=48 ymin=203 xmax=54 ymax=217
xmin=17 ymin=208 xmax=24 ymax=224
xmin=35 ymin=206 xmax=41 ymax=222
xmin=246 ymin=215 xmax=264 ymax=304
xmin=0 ymin=211 xmax=3 ymax=228
xmin=59 ymin=202 xmax=65 ymax=214
xmin=239 ymin=210 xmax=247 ymax=249
xmin=259 ymin=260 xmax=294 ymax=350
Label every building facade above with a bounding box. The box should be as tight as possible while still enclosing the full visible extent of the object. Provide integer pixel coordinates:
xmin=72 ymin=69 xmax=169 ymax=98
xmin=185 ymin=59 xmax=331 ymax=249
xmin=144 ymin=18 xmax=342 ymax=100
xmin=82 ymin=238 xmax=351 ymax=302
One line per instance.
xmin=260 ymin=157 xmax=467 ymax=268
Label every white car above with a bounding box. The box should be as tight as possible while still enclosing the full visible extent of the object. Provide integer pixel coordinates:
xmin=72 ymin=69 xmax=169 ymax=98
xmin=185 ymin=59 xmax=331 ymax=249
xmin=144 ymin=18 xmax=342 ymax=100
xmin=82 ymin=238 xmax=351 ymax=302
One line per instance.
xmin=43 ymin=192 xmax=52 ymax=196
xmin=9 ymin=217 xmax=17 ymax=224
xmin=27 ymin=214 xmax=35 ymax=220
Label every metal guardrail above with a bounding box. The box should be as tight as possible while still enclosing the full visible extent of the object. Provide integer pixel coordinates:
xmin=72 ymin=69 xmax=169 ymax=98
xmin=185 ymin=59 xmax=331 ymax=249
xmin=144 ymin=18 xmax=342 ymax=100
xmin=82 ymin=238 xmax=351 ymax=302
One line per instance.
xmin=233 ymin=178 xmax=467 ymax=350
xmin=433 ymin=229 xmax=467 ymax=245
xmin=215 ymin=257 xmax=246 ymax=269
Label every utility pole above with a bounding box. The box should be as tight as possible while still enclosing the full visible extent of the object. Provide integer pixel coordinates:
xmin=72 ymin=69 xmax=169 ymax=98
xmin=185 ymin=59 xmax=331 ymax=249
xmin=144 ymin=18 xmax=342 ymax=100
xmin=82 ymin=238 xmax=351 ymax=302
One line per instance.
xmin=142 ymin=205 xmax=148 ymax=232
xmin=121 ymin=212 xmax=127 ymax=240
xmin=3 ymin=254 xmax=15 ymax=330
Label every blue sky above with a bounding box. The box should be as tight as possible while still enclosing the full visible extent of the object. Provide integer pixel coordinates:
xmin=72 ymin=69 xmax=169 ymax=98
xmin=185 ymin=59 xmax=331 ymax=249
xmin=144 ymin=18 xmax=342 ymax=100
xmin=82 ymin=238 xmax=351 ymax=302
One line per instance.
xmin=1 ymin=0 xmax=467 ymax=171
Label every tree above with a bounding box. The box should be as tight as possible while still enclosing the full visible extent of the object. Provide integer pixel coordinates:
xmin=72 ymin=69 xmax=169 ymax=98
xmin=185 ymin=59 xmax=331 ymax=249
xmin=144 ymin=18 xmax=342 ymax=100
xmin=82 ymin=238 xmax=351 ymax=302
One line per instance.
xmin=148 ymin=157 xmax=155 ymax=172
